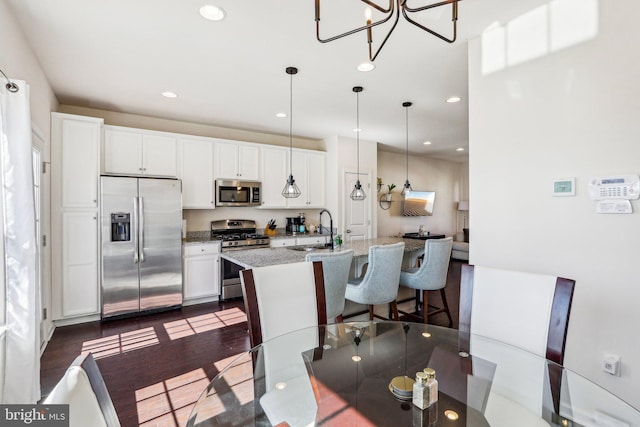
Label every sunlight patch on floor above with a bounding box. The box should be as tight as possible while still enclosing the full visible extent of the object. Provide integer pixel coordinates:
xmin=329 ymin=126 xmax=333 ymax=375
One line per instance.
xmin=136 ymin=368 xmax=209 ymax=427
xmin=81 ymin=327 xmax=159 ymax=359
xmin=164 ymin=307 xmax=247 ymax=340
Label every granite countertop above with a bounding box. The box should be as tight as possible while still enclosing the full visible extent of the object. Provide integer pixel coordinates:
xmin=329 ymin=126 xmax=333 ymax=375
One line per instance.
xmin=220 ymin=237 xmax=426 ymax=269
xmin=183 ymin=229 xmax=331 ymax=244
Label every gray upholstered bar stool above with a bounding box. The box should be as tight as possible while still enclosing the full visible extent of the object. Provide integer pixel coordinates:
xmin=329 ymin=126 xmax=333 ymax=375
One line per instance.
xmin=398 ymin=237 xmax=453 ymax=325
xmin=345 ymin=242 xmax=405 ymax=321
xmin=306 ymin=249 xmax=354 ymax=323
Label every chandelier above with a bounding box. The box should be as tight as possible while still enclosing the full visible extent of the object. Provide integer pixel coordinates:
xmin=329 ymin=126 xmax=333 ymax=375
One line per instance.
xmin=314 ymin=0 xmax=460 ymax=62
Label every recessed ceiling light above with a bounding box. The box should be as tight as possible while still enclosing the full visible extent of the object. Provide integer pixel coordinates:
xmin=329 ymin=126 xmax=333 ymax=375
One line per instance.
xmin=446 ymin=96 xmax=461 ymax=103
xmin=456 ymin=147 xmax=465 ymax=152
xmin=352 ymin=355 xmax=362 ymax=362
xmin=423 ymin=141 xmax=432 ymax=145
xmin=276 ymin=112 xmax=287 ymax=118
xmin=199 ymin=5 xmax=225 ymax=21
xmin=353 ymin=128 xmax=362 ymax=132
xmin=162 ymin=91 xmax=177 ymax=98
xmin=357 ymin=62 xmax=375 ymax=72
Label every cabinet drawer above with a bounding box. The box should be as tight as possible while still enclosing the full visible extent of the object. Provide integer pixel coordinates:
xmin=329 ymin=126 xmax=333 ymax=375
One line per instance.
xmin=270 ymin=238 xmax=297 ymax=247
xmin=296 ymin=236 xmax=328 ymax=245
xmin=184 ymin=243 xmax=220 ymax=256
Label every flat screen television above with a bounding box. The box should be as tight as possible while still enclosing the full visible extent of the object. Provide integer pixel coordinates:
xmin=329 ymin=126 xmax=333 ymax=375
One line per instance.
xmin=402 ymin=191 xmax=436 ymax=216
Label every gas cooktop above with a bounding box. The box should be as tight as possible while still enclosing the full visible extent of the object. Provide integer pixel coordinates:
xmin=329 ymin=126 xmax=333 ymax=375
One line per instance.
xmin=211 ymin=219 xmax=270 ymax=250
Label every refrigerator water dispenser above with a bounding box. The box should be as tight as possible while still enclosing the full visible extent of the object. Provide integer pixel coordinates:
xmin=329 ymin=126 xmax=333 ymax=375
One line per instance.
xmin=111 ymin=213 xmax=130 ymax=242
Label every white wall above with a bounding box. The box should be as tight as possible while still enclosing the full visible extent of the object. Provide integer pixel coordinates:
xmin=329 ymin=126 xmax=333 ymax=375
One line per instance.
xmin=468 ymin=0 xmax=640 ymax=408
xmin=377 ymin=151 xmax=465 ymax=237
xmin=1 ymin=1 xmax=58 ymax=139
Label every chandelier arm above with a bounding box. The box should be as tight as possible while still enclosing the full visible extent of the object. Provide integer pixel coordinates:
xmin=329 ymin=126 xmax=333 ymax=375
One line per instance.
xmin=403 ymin=0 xmax=460 ymax=13
xmin=401 ymin=1 xmax=458 ymax=43
xmin=360 ymin=0 xmax=393 ymax=13
xmin=316 ymin=0 xmax=399 ymax=43
xmin=369 ymin=1 xmax=401 ymax=61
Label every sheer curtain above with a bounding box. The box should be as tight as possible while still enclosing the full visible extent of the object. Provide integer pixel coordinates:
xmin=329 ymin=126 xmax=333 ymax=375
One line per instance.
xmin=0 ymin=79 xmax=40 ymax=403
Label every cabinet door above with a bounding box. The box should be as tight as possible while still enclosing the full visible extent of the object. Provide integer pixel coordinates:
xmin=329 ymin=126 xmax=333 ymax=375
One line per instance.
xmin=287 ymin=150 xmax=309 ymax=208
xmin=61 ymin=119 xmax=100 ymax=208
xmin=238 ymin=145 xmax=260 ymax=180
xmin=62 ymin=212 xmax=99 ymax=317
xmin=306 ymin=152 xmax=326 ymax=208
xmin=184 ymin=244 xmax=220 ymax=299
xmin=104 ymin=128 xmax=143 ymax=175
xmin=214 ymin=142 xmax=239 ymax=179
xmin=260 ymin=147 xmax=288 ymax=208
xmin=180 ymin=138 xmax=215 ymax=208
xmin=143 ymin=134 xmax=177 ymax=177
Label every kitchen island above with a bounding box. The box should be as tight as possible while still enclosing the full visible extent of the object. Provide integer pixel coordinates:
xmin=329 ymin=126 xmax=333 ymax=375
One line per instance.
xmin=220 ymin=236 xmax=426 ymax=269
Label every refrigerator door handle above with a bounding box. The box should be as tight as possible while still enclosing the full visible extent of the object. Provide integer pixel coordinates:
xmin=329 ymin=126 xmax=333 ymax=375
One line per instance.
xmin=139 ymin=196 xmax=145 ymax=263
xmin=133 ymin=197 xmax=139 ymax=263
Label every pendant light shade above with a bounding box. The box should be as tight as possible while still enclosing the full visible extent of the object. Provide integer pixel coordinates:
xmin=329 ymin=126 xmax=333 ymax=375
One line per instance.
xmin=282 ymin=67 xmax=302 ymax=199
xmin=402 ymin=101 xmax=413 ymax=196
xmin=350 ymin=86 xmax=366 ymax=201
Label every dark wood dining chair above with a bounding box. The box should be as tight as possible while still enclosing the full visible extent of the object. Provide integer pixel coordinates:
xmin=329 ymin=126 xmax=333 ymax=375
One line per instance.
xmin=43 ymin=352 xmax=121 ymax=427
xmin=240 ymin=260 xmax=327 ymax=347
xmin=240 ymin=261 xmax=327 ymax=427
xmin=458 ymin=264 xmax=575 ymax=427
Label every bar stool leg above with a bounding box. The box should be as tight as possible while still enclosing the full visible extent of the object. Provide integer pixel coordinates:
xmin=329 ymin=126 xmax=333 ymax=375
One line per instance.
xmin=422 ymin=290 xmax=429 ymax=324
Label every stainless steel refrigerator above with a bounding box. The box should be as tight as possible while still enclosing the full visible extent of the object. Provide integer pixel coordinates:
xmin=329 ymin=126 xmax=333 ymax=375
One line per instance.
xmin=100 ymin=176 xmax=183 ymax=319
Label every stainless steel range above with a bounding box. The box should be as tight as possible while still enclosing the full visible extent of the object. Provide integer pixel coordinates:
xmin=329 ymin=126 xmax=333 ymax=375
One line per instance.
xmin=211 ymin=219 xmax=270 ymax=300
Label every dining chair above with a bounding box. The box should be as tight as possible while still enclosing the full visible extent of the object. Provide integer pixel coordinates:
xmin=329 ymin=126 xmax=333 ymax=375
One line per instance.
xmin=240 ymin=260 xmax=327 ymax=347
xmin=459 ymin=264 xmax=576 ymax=427
xmin=305 ymin=249 xmax=354 ymax=323
xmin=345 ymin=242 xmax=405 ymax=321
xmin=43 ymin=352 xmax=121 ymax=427
xmin=397 ymin=237 xmax=453 ymax=325
xmin=240 ymin=261 xmax=327 ymax=427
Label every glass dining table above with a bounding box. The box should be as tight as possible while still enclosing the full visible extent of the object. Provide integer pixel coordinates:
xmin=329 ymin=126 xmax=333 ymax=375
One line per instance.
xmin=186 ymin=321 xmax=640 ymax=427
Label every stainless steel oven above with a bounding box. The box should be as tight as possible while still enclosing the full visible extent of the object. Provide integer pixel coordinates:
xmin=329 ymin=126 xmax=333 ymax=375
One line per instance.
xmin=212 ymin=220 xmax=270 ymax=300
xmin=215 ymin=180 xmax=261 ymax=207
xmin=221 ymin=258 xmax=245 ymax=300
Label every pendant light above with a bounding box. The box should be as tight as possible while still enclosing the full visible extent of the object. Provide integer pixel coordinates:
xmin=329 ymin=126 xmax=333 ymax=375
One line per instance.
xmin=401 ymin=101 xmax=413 ymax=196
xmin=282 ymin=67 xmax=302 ymax=198
xmin=350 ymin=86 xmax=366 ymax=201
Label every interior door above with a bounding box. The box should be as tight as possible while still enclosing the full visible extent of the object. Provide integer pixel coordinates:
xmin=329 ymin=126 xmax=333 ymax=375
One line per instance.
xmin=343 ymin=171 xmax=371 ymax=243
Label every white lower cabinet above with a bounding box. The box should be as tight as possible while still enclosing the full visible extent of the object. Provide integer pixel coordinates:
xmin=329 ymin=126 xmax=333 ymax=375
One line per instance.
xmin=296 ymin=235 xmax=329 ymax=246
xmin=62 ymin=211 xmax=99 ymax=317
xmin=183 ymin=243 xmax=221 ymax=302
xmin=270 ymin=238 xmax=297 ymax=248
xmin=269 ymin=235 xmax=329 ymax=248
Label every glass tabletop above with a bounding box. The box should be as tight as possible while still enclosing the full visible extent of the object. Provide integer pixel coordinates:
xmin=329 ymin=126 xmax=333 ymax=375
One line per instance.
xmin=186 ymin=322 xmax=640 ymax=427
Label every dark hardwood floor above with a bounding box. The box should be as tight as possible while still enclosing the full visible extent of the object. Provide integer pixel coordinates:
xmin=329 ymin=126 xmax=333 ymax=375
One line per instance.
xmin=40 ymin=260 xmax=463 ymax=427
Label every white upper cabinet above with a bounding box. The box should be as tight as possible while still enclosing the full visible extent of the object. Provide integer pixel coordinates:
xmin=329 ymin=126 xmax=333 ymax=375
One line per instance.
xmin=59 ymin=116 xmax=101 ymax=208
xmin=104 ymin=126 xmax=177 ymax=177
xmin=287 ymin=149 xmax=326 ymax=208
xmin=259 ymin=147 xmax=326 ymax=209
xmin=260 ymin=146 xmax=288 ymax=208
xmin=214 ymin=140 xmax=259 ymax=181
xmin=179 ymin=137 xmax=215 ymax=209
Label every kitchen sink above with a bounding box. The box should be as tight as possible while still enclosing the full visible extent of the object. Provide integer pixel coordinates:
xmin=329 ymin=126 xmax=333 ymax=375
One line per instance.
xmin=287 ymin=244 xmax=331 ymax=252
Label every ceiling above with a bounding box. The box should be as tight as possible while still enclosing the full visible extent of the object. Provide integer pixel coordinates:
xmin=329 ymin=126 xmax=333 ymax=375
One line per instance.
xmin=7 ymin=0 xmax=537 ymax=162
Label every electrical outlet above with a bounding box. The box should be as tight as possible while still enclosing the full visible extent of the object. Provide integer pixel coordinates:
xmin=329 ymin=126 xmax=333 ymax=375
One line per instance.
xmin=603 ymin=354 xmax=621 ymax=376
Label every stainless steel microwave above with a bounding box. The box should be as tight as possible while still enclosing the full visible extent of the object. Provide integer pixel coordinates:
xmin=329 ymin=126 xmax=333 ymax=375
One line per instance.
xmin=215 ymin=180 xmax=261 ymax=207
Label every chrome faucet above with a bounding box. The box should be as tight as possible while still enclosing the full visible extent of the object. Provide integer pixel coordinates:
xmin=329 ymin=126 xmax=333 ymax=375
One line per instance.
xmin=319 ymin=209 xmax=334 ymax=250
